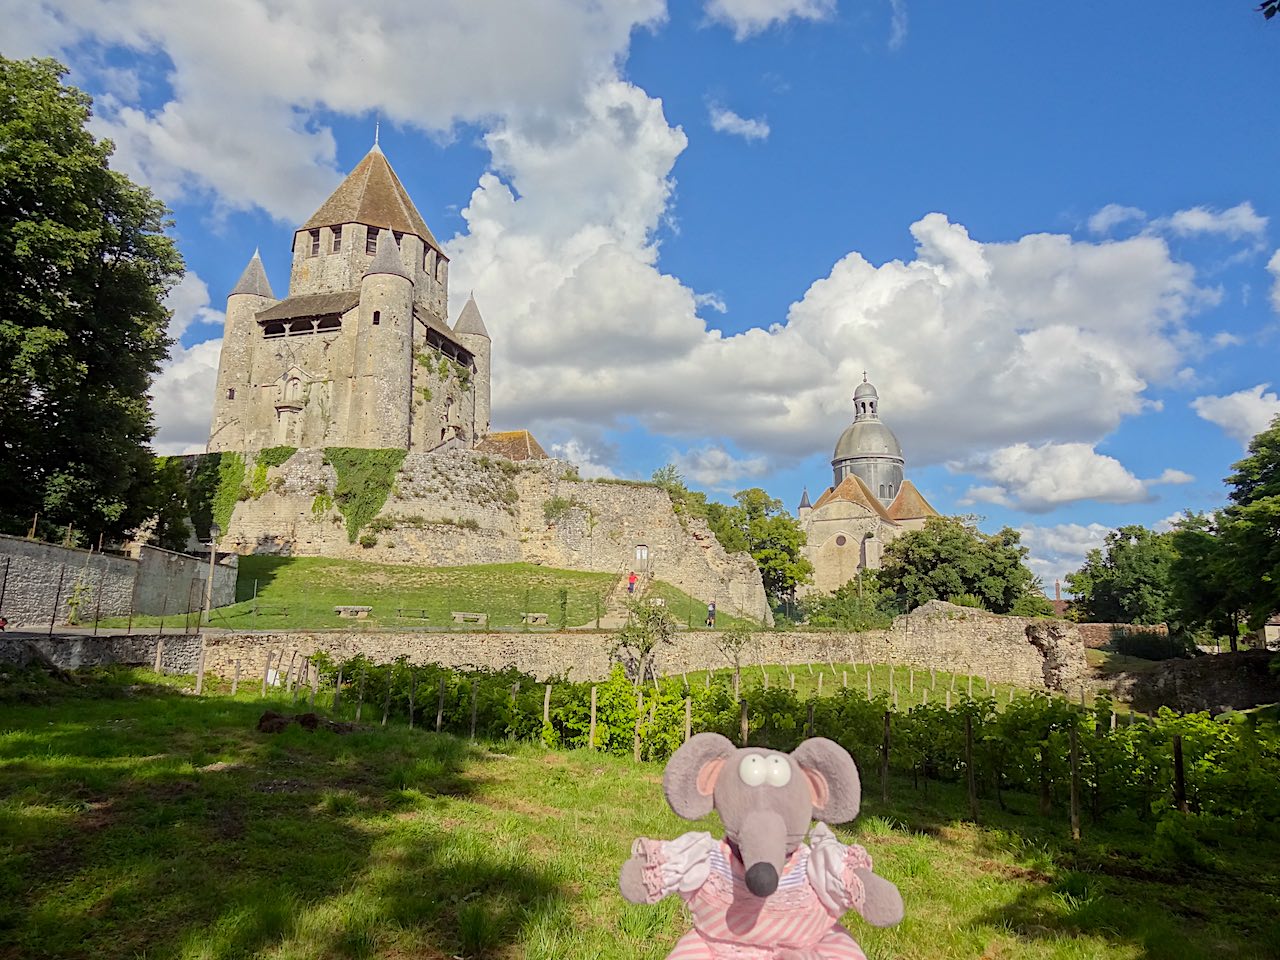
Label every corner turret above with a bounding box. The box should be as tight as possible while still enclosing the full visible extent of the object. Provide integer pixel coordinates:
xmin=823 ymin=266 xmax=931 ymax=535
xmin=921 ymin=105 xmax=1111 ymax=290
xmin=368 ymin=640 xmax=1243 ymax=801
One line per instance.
xmin=454 ymin=293 xmax=491 ymax=439
xmin=209 ymin=251 xmax=278 ymax=452
xmin=346 ymin=229 xmax=414 ymax=447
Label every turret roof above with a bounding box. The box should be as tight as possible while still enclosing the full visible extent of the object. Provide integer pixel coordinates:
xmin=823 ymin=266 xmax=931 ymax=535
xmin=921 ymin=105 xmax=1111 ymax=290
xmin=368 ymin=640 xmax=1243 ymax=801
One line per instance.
xmin=303 ymin=147 xmax=443 ymax=251
xmin=364 ymin=232 xmax=411 ymax=280
xmin=811 ymin=474 xmax=899 ymax=524
xmin=454 ymin=294 xmax=490 ymax=338
xmin=798 ymin=488 xmax=812 ymax=510
xmin=886 ymin=479 xmax=940 ymax=521
xmin=230 ymin=250 xmax=274 ymax=298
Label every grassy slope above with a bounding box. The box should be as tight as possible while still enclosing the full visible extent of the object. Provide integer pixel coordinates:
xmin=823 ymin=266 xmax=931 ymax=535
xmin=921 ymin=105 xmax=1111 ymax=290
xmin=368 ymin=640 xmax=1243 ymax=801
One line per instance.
xmin=1 ymin=670 xmax=1276 ymax=960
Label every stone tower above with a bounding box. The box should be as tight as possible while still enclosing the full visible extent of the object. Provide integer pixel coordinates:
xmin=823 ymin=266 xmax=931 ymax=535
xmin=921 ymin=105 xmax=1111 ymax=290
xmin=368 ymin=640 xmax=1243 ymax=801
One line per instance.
xmin=831 ymin=376 xmax=905 ymax=507
xmin=207 ymin=142 xmax=491 ymax=453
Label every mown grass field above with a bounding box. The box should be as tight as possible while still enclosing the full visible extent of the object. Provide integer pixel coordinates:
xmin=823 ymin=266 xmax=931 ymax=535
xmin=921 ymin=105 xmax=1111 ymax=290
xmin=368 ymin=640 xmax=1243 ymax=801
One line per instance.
xmin=0 ymin=667 xmax=1276 ymax=960
xmin=97 ymin=557 xmax=763 ymax=632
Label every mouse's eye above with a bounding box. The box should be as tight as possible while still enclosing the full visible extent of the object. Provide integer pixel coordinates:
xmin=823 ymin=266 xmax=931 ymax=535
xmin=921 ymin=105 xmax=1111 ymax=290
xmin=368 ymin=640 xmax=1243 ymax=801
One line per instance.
xmin=738 ymin=754 xmax=768 ymax=786
xmin=765 ymin=755 xmax=792 ymax=787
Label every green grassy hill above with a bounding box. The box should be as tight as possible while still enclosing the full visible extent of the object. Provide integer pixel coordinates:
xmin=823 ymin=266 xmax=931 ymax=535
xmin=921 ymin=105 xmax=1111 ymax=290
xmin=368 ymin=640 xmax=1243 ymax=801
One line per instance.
xmin=0 ymin=668 xmax=1274 ymax=959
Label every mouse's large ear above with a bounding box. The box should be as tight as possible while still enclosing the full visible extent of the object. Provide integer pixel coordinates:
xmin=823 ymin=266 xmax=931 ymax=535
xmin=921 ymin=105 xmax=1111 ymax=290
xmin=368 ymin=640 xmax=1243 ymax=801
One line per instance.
xmin=792 ymin=737 xmax=861 ymax=824
xmin=664 ymin=732 xmax=737 ymax=820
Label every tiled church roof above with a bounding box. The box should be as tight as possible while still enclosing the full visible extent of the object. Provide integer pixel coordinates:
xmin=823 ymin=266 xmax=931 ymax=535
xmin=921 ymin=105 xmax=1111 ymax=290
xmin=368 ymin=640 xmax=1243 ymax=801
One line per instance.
xmin=887 ymin=479 xmax=939 ymax=521
xmin=476 ymin=430 xmax=548 ymax=461
xmin=812 ymin=474 xmax=898 ymax=524
xmin=303 ymin=146 xmax=443 ymax=251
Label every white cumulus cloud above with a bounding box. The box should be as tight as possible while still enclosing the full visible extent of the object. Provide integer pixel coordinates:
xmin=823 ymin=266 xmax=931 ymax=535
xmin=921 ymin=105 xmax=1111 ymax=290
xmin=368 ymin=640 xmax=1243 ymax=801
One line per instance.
xmin=1268 ymin=249 xmax=1280 ymax=312
xmin=1017 ymin=521 xmax=1111 ymax=593
xmin=548 ymin=438 xmax=618 ymax=480
xmin=150 ymin=273 xmax=225 ymax=455
xmin=888 ymin=0 xmax=908 ymax=49
xmin=1087 ymin=203 xmax=1146 ymax=236
xmin=708 ymin=103 xmax=771 ymax=141
xmin=704 ymin=0 xmax=837 ymax=39
xmin=955 ymin=442 xmax=1192 ymax=513
xmin=1156 ymin=202 xmax=1268 ymax=242
xmin=672 ymin=446 xmax=770 ymax=489
xmin=1192 ymin=384 xmax=1280 ymax=445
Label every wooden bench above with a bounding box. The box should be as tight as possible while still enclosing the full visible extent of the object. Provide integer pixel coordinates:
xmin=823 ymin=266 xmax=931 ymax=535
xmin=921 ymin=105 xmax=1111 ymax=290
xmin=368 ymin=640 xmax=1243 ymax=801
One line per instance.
xmin=521 ymin=612 xmax=549 ymax=626
xmin=395 ymin=607 xmax=431 ymax=621
xmin=451 ymin=611 xmax=488 ymax=626
xmin=646 ymin=597 xmax=666 ymax=607
xmin=334 ymin=605 xmax=373 ymax=620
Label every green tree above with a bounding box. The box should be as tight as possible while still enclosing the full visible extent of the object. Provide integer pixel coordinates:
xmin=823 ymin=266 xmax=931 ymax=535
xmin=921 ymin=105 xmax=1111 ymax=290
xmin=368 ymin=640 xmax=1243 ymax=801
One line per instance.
xmin=710 ymin=488 xmax=812 ymax=604
xmin=878 ymin=516 xmax=1041 ymax=614
xmin=1168 ymin=511 xmax=1248 ymax=652
xmin=801 ymin=568 xmax=896 ymax=630
xmin=1064 ymin=525 xmax=1177 ymax=625
xmin=0 ymin=57 xmax=182 ymax=544
xmin=1218 ymin=416 xmax=1280 ymax=631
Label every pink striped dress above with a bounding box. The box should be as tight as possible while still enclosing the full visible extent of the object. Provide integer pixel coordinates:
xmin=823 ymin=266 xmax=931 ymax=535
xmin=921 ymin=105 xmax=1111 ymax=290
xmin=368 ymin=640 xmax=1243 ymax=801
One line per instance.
xmin=631 ymin=825 xmax=872 ymax=960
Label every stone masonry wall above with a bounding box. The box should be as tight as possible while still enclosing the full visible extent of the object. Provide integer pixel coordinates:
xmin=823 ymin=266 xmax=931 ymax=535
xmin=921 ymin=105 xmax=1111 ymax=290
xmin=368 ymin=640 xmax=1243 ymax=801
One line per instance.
xmin=0 ymin=633 xmax=201 ymax=673
xmin=222 ymin=448 xmax=773 ymax=623
xmin=201 ymin=603 xmax=1086 ymax=693
xmin=0 ymin=535 xmax=236 ymax=628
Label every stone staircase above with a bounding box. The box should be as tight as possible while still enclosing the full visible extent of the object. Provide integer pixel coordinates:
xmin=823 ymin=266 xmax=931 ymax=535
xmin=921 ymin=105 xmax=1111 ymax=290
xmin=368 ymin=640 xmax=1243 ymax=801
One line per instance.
xmin=595 ymin=569 xmax=654 ymax=629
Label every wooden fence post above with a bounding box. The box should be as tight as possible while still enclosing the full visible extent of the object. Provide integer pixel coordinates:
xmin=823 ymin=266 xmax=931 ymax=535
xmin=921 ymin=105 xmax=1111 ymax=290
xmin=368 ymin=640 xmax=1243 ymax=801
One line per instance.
xmin=1069 ymin=726 xmax=1081 ymax=841
xmin=589 ymin=685 xmax=598 ymax=749
xmin=292 ymin=659 xmax=304 ymax=705
xmin=880 ymin=711 xmax=891 ymax=804
xmin=739 ymin=699 xmax=749 ymax=747
xmin=789 ymin=671 xmax=795 ymax=691
xmin=842 ymin=670 xmax=847 ymax=689
xmin=194 ymin=647 xmax=206 ymax=695
xmin=543 ymin=684 xmax=552 ymax=725
xmin=909 ymin=668 xmax=914 ymax=696
xmin=946 ymin=690 xmax=952 ymax=710
xmin=284 ymin=650 xmax=298 ymax=694
xmin=261 ymin=649 xmax=273 ymax=697
xmin=153 ymin=638 xmax=165 ymax=674
xmin=865 ymin=671 xmax=872 ymax=699
xmin=231 ymin=660 xmax=241 ymax=696
xmin=965 ymin=714 xmax=978 ymax=821
xmin=806 ymin=702 xmax=815 ymax=739
xmin=684 ymin=696 xmax=692 ymax=742
xmin=817 ymin=672 xmax=823 ymax=696
xmin=469 ymin=681 xmax=478 ymax=740
xmin=436 ymin=676 xmax=445 ymax=733
xmin=333 ymin=667 xmax=344 ymax=713
xmin=1173 ymin=735 xmax=1188 ymax=813
xmin=922 ymin=687 xmax=928 ymax=705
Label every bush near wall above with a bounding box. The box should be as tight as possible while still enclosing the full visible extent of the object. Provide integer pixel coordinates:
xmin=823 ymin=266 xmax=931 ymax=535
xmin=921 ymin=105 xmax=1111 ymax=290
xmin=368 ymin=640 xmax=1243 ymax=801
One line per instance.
xmin=307 ymin=654 xmax=1280 ymax=832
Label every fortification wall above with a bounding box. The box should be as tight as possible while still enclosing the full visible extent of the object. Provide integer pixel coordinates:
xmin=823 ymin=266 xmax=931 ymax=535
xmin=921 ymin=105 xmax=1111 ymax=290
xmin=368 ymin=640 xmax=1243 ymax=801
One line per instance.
xmin=0 ymin=535 xmax=236 ymax=628
xmin=222 ymin=448 xmax=773 ymax=622
xmin=200 ymin=603 xmax=1085 ymax=692
xmin=0 ymin=633 xmax=201 ymax=674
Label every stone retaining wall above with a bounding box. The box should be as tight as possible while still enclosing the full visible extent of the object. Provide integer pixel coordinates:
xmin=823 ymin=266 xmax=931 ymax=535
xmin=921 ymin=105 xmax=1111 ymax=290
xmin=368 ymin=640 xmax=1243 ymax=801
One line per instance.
xmin=0 ymin=633 xmax=201 ymax=674
xmin=201 ymin=601 xmax=1086 ymax=692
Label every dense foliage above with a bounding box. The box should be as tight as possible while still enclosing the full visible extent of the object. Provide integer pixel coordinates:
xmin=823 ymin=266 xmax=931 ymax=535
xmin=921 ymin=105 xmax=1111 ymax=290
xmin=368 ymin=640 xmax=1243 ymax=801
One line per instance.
xmin=1066 ymin=525 xmax=1177 ymax=625
xmin=800 ymin=569 xmax=897 ymax=630
xmin=0 ymin=57 xmax=183 ymax=543
xmin=310 ymin=655 xmax=1280 ymax=832
xmin=878 ymin=516 xmax=1042 ymax=614
xmin=323 ymin=447 xmax=407 ymax=543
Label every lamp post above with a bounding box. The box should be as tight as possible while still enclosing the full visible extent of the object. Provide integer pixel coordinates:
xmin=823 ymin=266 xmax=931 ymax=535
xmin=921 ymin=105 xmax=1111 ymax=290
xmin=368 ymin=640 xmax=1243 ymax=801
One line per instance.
xmin=203 ymin=522 xmax=221 ymax=625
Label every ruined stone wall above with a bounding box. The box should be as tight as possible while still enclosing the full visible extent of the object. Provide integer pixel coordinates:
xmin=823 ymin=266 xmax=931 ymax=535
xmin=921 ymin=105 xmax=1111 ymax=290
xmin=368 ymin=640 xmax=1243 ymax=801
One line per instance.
xmin=0 ymin=633 xmax=201 ymax=673
xmin=0 ymin=536 xmax=236 ymax=627
xmin=222 ymin=449 xmax=772 ymax=622
xmin=200 ymin=603 xmax=1085 ymax=692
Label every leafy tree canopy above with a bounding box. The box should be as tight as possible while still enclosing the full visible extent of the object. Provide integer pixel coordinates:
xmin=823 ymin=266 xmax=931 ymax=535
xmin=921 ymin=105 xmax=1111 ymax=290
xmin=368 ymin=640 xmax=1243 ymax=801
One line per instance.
xmin=1219 ymin=415 xmax=1280 ymax=630
xmin=0 ymin=57 xmax=183 ymax=543
xmin=878 ymin=516 xmax=1042 ymax=615
xmin=801 ymin=568 xmax=897 ymax=630
xmin=1065 ymin=525 xmax=1178 ymax=625
xmin=1167 ymin=511 xmax=1249 ymax=651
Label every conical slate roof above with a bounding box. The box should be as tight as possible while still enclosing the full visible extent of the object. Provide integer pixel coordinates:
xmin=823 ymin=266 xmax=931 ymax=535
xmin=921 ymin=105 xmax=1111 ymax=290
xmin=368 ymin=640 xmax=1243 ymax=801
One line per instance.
xmin=453 ymin=294 xmax=489 ymax=338
xmin=798 ymin=488 xmax=812 ymax=510
xmin=363 ymin=231 xmax=410 ymax=280
xmin=887 ymin=479 xmax=939 ymax=521
xmin=812 ymin=474 xmax=898 ymax=524
xmin=303 ymin=147 xmax=442 ymax=250
xmin=230 ymin=250 xmax=274 ymax=298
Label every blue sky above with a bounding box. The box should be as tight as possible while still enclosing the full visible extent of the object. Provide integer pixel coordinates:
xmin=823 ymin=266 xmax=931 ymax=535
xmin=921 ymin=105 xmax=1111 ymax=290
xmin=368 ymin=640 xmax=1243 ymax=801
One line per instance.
xmin=8 ymin=0 xmax=1280 ymax=588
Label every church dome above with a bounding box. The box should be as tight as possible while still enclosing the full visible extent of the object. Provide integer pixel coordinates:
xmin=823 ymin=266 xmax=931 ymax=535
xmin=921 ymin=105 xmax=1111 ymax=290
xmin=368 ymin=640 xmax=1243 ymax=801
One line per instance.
xmin=833 ymin=420 xmax=902 ymax=461
xmin=853 ymin=380 xmax=878 ymax=401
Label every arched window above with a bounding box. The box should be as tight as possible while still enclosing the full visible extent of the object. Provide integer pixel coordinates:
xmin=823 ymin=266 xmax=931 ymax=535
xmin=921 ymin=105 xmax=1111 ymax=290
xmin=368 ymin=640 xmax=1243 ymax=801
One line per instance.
xmin=879 ymin=483 xmax=886 ymax=498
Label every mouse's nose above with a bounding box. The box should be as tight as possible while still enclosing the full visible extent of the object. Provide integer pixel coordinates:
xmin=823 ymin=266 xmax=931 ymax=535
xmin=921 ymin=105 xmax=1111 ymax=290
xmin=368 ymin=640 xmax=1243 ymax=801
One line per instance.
xmin=745 ymin=861 xmax=778 ymax=896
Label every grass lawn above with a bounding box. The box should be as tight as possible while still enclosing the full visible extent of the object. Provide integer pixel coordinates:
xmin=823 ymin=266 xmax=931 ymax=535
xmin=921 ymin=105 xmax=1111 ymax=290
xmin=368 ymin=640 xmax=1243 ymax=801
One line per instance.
xmin=101 ymin=558 xmax=619 ymax=631
xmin=1085 ymin=648 xmax=1167 ymax=679
xmin=1 ymin=668 xmax=1276 ymax=959
xmin=641 ymin=580 xmax=760 ymax=632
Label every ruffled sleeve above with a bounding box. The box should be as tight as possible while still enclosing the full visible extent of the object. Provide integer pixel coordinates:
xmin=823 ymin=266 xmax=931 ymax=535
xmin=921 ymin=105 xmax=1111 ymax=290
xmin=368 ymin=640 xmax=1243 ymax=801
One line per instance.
xmin=806 ymin=822 xmax=873 ymax=916
xmin=629 ymin=831 xmax=719 ymax=902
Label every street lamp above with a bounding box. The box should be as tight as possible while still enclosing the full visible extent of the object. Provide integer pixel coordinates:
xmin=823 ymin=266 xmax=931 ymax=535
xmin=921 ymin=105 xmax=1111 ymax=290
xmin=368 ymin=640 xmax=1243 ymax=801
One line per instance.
xmin=203 ymin=522 xmax=221 ymax=625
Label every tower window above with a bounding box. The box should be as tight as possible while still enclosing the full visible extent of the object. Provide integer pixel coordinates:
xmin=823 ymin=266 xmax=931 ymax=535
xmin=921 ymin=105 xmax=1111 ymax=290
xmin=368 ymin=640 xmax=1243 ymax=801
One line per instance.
xmin=226 ymin=388 xmax=235 ymax=400
xmin=331 ymin=225 xmax=342 ymax=253
xmin=879 ymin=484 xmax=886 ymax=498
xmin=372 ymin=310 xmax=381 ymax=326
xmin=309 ymin=229 xmax=320 ymax=256
xmin=366 ymin=228 xmax=378 ymax=255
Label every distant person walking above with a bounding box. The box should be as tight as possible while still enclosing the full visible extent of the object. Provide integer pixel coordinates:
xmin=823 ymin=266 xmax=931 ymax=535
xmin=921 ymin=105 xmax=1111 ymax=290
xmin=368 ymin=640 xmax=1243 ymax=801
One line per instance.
xmin=705 ymin=601 xmax=716 ymax=628
xmin=628 ymin=571 xmax=638 ymax=594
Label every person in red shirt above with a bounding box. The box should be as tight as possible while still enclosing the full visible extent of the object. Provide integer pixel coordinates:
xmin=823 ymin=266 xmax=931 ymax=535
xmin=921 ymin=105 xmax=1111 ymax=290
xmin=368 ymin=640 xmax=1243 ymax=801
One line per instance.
xmin=628 ymin=571 xmax=638 ymax=594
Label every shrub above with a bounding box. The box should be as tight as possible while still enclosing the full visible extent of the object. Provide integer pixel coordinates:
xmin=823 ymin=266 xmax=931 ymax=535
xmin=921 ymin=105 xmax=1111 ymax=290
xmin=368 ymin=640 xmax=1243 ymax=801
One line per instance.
xmin=1113 ymin=627 xmax=1191 ymax=661
xmin=359 ymin=534 xmax=378 ymax=548
xmin=323 ymin=447 xmax=408 ymax=543
xmin=256 ymin=445 xmax=297 ymax=468
xmin=543 ymin=495 xmax=583 ymax=525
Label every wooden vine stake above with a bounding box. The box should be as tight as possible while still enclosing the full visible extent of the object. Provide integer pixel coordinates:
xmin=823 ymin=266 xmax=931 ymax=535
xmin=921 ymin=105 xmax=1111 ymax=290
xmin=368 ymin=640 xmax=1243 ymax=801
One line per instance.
xmin=260 ymin=649 xmax=274 ymax=697
xmin=355 ymin=670 xmax=367 ymax=722
xmin=381 ymin=669 xmax=394 ymax=727
xmin=842 ymin=670 xmax=848 ymax=689
xmin=153 ymin=638 xmax=165 ymax=674
xmin=1069 ymin=726 xmax=1081 ymax=841
xmin=866 ymin=671 xmax=872 ymax=699
xmin=469 ymin=681 xmax=479 ymax=740
xmin=684 ymin=696 xmax=692 ymax=742
xmin=589 ymin=685 xmax=598 ymax=750
xmin=309 ymin=663 xmax=319 ymax=708
xmin=231 ymin=659 xmax=241 ymax=696
xmin=880 ymin=712 xmax=891 ymax=803
xmin=408 ymin=669 xmax=416 ymax=729
xmin=739 ymin=700 xmax=749 ymax=747
xmin=333 ymin=667 xmax=344 ymax=712
xmin=965 ymin=714 xmax=978 ymax=821
xmin=436 ymin=676 xmax=445 ymax=732
xmin=194 ymin=647 xmax=206 ymax=695
xmin=543 ymin=683 xmax=552 ymax=725
xmin=817 ymin=672 xmax=824 ymax=696
xmin=806 ymin=702 xmax=815 ymax=739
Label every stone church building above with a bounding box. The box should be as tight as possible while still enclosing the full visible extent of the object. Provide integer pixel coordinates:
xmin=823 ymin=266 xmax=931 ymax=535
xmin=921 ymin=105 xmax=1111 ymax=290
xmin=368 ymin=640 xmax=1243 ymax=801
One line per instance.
xmin=798 ymin=377 xmax=939 ymax=595
xmin=208 ymin=143 xmax=491 ymax=453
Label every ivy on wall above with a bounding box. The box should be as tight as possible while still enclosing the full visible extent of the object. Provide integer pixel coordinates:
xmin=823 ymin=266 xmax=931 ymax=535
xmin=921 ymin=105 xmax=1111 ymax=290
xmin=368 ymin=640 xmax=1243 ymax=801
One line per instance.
xmin=211 ymin=452 xmax=246 ymax=533
xmin=323 ymin=447 xmax=408 ymax=543
xmin=256 ymin=446 xmax=297 ymax=468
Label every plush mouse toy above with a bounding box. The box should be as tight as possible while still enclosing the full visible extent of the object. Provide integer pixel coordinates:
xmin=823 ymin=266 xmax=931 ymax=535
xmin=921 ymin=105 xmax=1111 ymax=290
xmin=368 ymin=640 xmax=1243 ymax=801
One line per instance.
xmin=619 ymin=733 xmax=903 ymax=959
